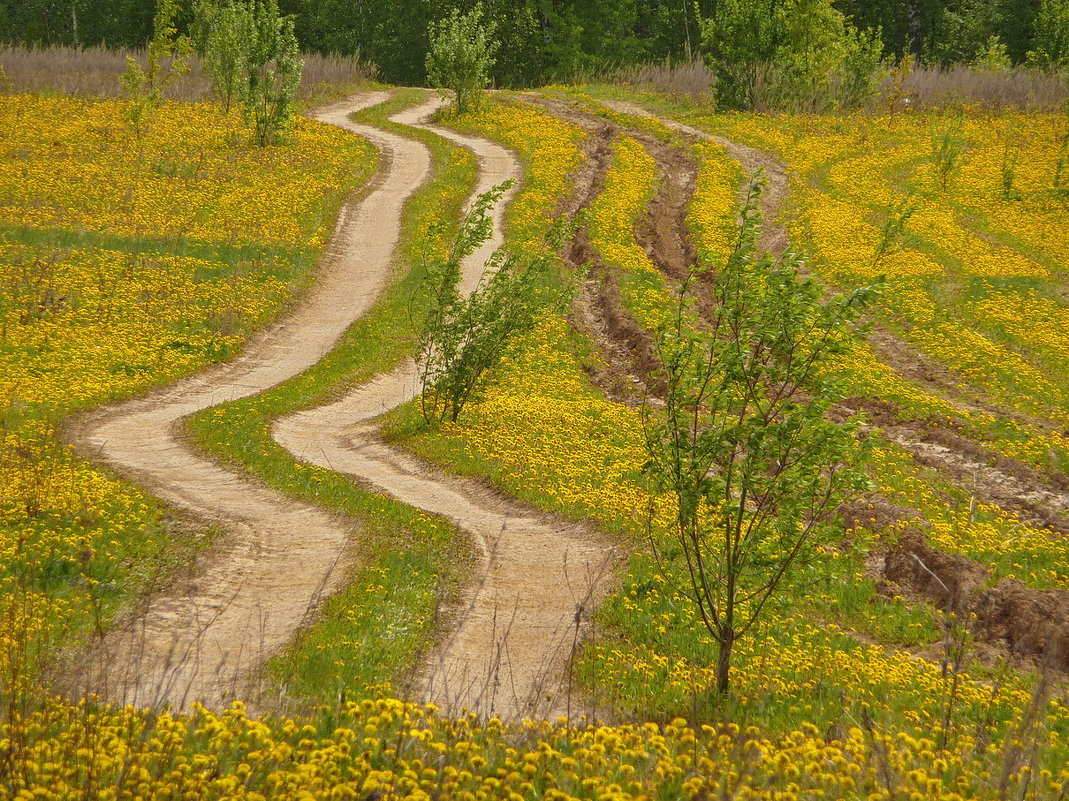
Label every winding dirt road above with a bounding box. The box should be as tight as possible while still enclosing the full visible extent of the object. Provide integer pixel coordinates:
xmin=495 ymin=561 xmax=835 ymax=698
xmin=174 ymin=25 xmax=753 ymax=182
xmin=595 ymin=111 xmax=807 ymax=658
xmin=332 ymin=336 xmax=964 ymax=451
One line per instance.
xmin=273 ymin=110 xmax=616 ymax=723
xmin=69 ymin=93 xmax=442 ymax=709
xmin=68 ymin=91 xmax=616 ymax=719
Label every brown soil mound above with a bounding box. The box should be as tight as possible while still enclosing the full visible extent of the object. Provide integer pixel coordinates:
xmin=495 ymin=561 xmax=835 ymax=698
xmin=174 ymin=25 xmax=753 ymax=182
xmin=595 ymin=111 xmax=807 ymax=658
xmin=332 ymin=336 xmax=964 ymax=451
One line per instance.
xmin=882 ymin=534 xmax=1069 ymax=671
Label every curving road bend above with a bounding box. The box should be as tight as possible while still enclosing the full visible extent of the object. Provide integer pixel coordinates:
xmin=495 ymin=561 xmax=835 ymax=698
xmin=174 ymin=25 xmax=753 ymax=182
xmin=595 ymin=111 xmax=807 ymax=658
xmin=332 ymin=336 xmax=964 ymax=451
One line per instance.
xmin=68 ymin=93 xmax=441 ymax=710
xmin=273 ymin=110 xmax=616 ymax=723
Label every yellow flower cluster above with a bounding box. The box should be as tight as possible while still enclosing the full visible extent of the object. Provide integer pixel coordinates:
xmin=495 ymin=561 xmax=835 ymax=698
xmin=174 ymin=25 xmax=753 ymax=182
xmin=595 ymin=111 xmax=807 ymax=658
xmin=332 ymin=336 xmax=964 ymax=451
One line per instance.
xmin=688 ymin=139 xmax=741 ymax=264
xmin=971 ymin=286 xmax=1069 ymax=358
xmin=866 ymin=441 xmax=1069 ymax=589
xmin=587 ymin=135 xmax=675 ymax=330
xmin=0 ymin=95 xmax=369 ymax=249
xmin=443 ymin=315 xmax=654 ymax=531
xmin=0 ymin=243 xmax=288 ymax=408
xmin=452 ymin=100 xmax=585 ymax=248
xmin=701 ymin=109 xmax=1069 ymax=462
xmin=5 ymin=696 xmax=1066 ymax=799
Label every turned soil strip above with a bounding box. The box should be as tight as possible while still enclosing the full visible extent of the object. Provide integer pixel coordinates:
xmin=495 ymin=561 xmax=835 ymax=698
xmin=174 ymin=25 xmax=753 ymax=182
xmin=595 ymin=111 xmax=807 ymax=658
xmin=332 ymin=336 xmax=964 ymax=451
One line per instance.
xmin=599 ymin=99 xmax=789 ymax=255
xmin=67 ymin=93 xmax=440 ymax=710
xmin=597 ymin=99 xmax=1069 ymax=669
xmin=274 ymin=114 xmax=617 ymax=723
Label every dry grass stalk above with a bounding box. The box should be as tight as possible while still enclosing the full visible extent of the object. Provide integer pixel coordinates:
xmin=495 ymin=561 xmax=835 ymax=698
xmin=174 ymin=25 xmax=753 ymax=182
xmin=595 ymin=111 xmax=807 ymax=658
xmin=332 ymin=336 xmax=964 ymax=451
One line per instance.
xmin=0 ymin=44 xmax=375 ymax=103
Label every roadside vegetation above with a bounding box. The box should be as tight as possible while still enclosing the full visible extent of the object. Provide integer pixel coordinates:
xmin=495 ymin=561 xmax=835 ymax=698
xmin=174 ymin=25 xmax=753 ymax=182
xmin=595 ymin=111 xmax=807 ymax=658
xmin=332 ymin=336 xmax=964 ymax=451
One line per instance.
xmin=3 ymin=1 xmax=1069 ymax=797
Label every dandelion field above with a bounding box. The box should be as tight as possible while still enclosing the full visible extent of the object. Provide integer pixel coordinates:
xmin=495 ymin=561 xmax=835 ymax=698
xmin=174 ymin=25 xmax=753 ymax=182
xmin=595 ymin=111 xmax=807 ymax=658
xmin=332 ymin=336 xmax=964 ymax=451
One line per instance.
xmin=2 ymin=77 xmax=1069 ymax=799
xmin=0 ymin=94 xmax=374 ymax=703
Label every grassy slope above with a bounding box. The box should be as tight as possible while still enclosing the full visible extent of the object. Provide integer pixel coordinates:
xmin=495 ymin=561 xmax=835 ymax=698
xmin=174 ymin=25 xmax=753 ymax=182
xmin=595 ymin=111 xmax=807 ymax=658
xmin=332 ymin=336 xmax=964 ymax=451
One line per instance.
xmin=381 ymin=93 xmax=1068 ymax=784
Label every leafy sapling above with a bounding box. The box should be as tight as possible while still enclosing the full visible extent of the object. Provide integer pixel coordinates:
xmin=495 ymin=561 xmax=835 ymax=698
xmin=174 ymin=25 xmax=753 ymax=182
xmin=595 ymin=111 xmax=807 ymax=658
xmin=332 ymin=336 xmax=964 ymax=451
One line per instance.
xmin=425 ymin=3 xmax=498 ymax=116
xmin=643 ymin=174 xmax=881 ymax=696
xmin=120 ymin=0 xmax=191 ymax=140
xmin=416 ymin=180 xmax=582 ymax=424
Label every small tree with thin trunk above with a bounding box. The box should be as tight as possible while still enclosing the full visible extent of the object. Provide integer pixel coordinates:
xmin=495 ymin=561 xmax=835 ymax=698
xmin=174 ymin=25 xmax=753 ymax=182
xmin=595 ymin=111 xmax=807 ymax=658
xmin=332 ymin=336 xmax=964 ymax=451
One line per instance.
xmin=192 ymin=0 xmax=253 ymax=113
xmin=239 ymin=0 xmax=303 ymax=146
xmin=416 ymin=181 xmax=581 ymax=424
xmin=425 ymin=3 xmax=498 ymax=116
xmin=643 ymin=176 xmax=879 ymax=696
xmin=119 ymin=0 xmax=191 ymax=139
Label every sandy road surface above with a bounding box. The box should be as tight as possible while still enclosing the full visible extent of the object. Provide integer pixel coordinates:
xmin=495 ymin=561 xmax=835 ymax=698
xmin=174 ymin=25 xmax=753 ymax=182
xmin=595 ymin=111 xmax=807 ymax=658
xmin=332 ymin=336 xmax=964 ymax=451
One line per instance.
xmin=273 ymin=111 xmax=616 ymax=722
xmin=68 ymin=93 xmax=441 ymax=709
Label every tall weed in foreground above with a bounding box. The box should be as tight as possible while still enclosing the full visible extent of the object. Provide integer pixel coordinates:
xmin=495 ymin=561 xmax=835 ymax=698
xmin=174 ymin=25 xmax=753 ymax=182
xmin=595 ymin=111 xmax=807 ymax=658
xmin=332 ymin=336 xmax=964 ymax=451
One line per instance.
xmin=931 ymin=109 xmax=968 ymax=191
xmin=119 ymin=0 xmax=191 ymax=139
xmin=872 ymin=194 xmax=917 ymax=269
xmin=1000 ymin=124 xmax=1022 ymax=199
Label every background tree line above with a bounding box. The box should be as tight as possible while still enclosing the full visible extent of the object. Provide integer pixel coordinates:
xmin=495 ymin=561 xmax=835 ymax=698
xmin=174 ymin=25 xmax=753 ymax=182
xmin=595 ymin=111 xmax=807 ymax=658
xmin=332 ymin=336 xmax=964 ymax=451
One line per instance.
xmin=2 ymin=0 xmax=1067 ymax=102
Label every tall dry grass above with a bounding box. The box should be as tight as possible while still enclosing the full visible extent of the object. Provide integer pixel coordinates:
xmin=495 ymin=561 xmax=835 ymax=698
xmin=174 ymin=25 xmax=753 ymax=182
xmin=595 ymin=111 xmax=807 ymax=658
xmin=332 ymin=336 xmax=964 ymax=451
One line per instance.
xmin=607 ymin=58 xmax=716 ymax=102
xmin=0 ymin=45 xmax=376 ymax=104
xmin=600 ymin=56 xmax=1068 ymax=112
xmin=901 ymin=66 xmax=1068 ymax=111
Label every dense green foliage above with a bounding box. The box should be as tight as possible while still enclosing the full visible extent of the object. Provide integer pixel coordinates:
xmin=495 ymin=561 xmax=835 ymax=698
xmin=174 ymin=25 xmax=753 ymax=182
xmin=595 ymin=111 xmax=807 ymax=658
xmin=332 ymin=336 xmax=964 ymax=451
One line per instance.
xmin=2 ymin=0 xmax=1065 ymax=88
xmin=425 ymin=2 xmax=497 ymax=114
xmin=190 ymin=0 xmax=303 ymax=145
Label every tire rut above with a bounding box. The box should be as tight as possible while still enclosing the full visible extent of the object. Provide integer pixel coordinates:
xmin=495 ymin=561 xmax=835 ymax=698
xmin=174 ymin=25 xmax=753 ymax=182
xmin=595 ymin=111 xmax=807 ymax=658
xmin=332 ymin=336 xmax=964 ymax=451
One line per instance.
xmin=64 ymin=92 xmax=441 ymax=710
xmin=595 ymin=99 xmax=1069 ymax=671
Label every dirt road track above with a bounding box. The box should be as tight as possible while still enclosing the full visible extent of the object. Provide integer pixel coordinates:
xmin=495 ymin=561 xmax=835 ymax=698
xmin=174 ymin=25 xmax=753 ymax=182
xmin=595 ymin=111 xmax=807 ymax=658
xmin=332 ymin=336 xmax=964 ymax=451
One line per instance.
xmin=67 ymin=93 xmax=440 ymax=710
xmin=273 ymin=110 xmax=617 ymax=723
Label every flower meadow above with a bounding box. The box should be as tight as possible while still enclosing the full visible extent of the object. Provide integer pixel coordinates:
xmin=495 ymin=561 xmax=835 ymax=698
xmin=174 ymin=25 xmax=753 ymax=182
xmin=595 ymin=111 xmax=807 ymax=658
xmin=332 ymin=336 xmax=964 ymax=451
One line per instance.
xmin=3 ymin=85 xmax=1069 ymax=799
xmin=9 ymin=695 xmax=1068 ymax=801
xmin=0 ymin=94 xmax=373 ymax=706
xmin=385 ymin=96 xmax=1069 ymax=796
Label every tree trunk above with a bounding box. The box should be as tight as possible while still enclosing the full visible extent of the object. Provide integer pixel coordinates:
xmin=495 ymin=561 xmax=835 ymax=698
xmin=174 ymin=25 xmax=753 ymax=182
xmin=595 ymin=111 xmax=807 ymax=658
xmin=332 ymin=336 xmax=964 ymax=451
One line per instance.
xmin=716 ymin=634 xmax=733 ymax=694
xmin=907 ymin=0 xmax=922 ymax=59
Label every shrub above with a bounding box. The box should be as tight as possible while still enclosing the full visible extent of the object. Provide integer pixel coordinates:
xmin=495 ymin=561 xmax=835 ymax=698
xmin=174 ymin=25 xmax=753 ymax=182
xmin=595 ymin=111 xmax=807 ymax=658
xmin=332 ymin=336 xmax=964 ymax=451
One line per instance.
xmin=643 ymin=176 xmax=878 ymax=695
xmin=425 ymin=3 xmax=498 ymax=116
xmin=191 ymin=0 xmax=252 ymax=113
xmin=415 ymin=182 xmax=580 ymax=424
xmin=119 ymin=0 xmax=190 ymax=138
xmin=239 ymin=0 xmax=303 ymax=146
